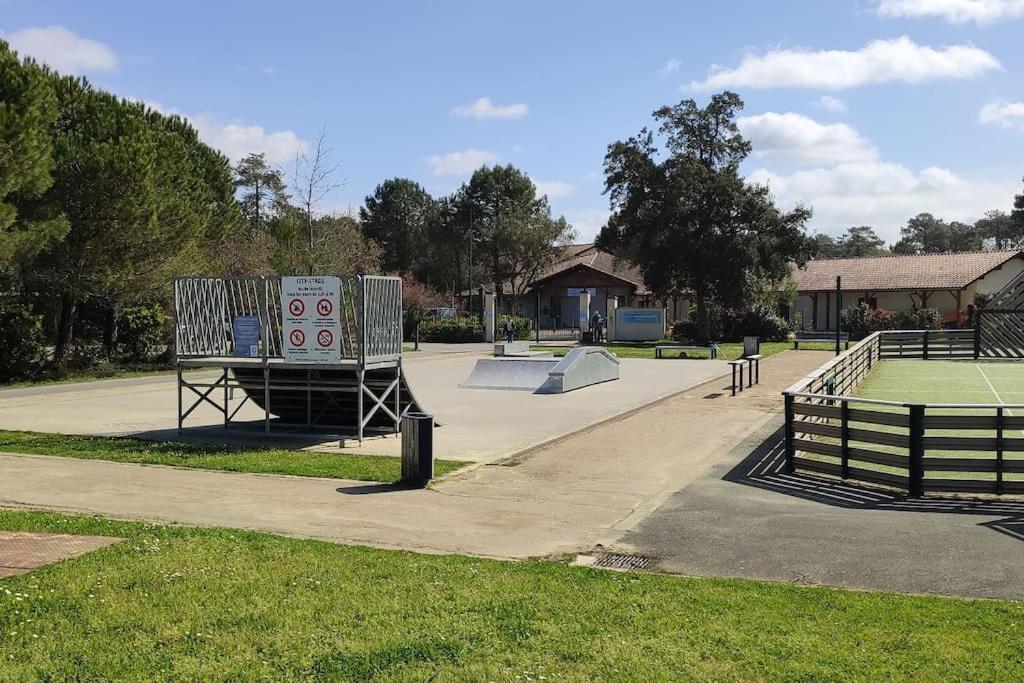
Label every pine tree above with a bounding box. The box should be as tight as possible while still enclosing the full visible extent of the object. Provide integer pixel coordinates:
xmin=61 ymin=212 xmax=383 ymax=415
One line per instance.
xmin=233 ymin=153 xmax=289 ymax=235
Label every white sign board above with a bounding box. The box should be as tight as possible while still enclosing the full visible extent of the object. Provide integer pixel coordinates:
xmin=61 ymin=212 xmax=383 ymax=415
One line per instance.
xmin=281 ymin=276 xmax=342 ymax=363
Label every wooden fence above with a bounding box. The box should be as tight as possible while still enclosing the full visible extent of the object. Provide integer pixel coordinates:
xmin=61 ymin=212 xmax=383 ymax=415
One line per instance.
xmin=783 ymin=329 xmax=1024 ymax=496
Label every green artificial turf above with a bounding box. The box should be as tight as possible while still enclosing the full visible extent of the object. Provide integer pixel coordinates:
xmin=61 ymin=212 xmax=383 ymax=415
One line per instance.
xmin=855 ymin=359 xmax=1024 ymax=406
xmin=1 ymin=509 xmax=1023 ymax=680
xmin=531 ymin=340 xmax=834 ymax=360
xmin=0 ymin=430 xmax=465 ymax=482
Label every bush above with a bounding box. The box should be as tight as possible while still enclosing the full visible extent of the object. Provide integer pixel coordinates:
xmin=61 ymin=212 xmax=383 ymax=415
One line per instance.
xmin=401 ymin=275 xmax=445 ymax=339
xmin=672 ymin=305 xmax=787 ymax=342
xmin=841 ymin=304 xmax=894 ymax=341
xmin=0 ymin=299 xmax=47 ymax=382
xmin=117 ymin=304 xmax=165 ymax=361
xmin=418 ymin=316 xmax=483 ymax=343
xmin=496 ymin=315 xmax=533 ymax=340
xmin=894 ymin=307 xmax=940 ymax=331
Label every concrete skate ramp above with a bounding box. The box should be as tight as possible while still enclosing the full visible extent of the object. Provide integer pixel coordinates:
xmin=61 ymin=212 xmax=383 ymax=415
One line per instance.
xmin=462 ymin=347 xmax=620 ymax=393
xmin=542 ymin=346 xmax=620 ymax=393
xmin=461 ymin=356 xmax=560 ymax=391
xmin=232 ymin=365 xmax=426 ymax=432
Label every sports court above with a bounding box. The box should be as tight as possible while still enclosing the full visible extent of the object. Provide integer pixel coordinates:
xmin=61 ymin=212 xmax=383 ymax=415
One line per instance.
xmin=855 ymin=359 xmax=1024 ymax=408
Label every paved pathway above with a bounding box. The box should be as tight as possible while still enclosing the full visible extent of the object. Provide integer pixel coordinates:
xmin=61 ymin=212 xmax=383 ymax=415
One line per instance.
xmin=614 ymin=417 xmax=1024 ymax=599
xmin=0 ymin=351 xmax=831 ymax=559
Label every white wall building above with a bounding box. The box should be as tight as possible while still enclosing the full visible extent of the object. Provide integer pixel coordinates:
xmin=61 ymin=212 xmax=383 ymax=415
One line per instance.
xmin=788 ymin=250 xmax=1024 ymax=331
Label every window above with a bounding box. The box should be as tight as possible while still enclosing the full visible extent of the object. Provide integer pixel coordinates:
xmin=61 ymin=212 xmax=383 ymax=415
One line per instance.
xmin=858 ymin=297 xmax=878 ymax=309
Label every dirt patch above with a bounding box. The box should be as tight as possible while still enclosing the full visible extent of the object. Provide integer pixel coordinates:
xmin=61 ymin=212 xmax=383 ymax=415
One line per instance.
xmin=0 ymin=531 xmax=121 ymax=578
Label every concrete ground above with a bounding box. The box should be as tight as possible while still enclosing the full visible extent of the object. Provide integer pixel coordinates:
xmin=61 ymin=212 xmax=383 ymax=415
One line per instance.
xmin=613 ymin=416 xmax=1024 ymax=599
xmin=0 ymin=351 xmax=830 ymax=560
xmin=0 ymin=349 xmax=730 ymax=463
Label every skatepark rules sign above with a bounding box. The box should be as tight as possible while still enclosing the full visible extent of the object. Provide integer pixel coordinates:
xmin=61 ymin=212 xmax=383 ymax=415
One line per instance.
xmin=281 ymin=276 xmax=342 ymax=363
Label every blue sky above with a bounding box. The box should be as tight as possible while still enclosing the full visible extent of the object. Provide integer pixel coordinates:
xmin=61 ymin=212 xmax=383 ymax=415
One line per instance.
xmin=2 ymin=0 xmax=1023 ymax=243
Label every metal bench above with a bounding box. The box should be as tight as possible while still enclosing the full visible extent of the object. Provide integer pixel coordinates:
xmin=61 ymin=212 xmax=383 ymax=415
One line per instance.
xmin=654 ymin=343 xmax=719 ymax=359
xmin=793 ymin=331 xmax=849 ymax=350
xmin=728 ymin=336 xmax=761 ymax=395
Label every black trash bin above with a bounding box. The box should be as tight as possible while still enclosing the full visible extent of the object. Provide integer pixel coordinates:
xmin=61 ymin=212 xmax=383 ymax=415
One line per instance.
xmin=401 ymin=411 xmax=434 ymax=486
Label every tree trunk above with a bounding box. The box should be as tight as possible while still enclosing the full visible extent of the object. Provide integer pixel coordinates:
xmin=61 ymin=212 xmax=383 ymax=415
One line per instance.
xmin=102 ymin=304 xmax=118 ymax=359
xmin=695 ymin=290 xmax=710 ymax=343
xmin=54 ymin=292 xmax=77 ymax=372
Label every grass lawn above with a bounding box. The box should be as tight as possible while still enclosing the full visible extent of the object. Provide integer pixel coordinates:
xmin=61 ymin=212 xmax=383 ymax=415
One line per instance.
xmin=0 ymin=430 xmax=465 ymax=482
xmin=532 ymin=340 xmax=835 ymax=360
xmin=1 ymin=510 xmax=1023 ymax=680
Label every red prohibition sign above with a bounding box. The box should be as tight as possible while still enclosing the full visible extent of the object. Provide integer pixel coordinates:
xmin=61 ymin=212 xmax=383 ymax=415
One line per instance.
xmin=288 ymin=298 xmax=305 ymax=317
xmin=289 ymin=329 xmax=306 ymax=347
xmin=316 ymin=298 xmax=333 ymax=317
xmin=317 ymin=329 xmax=334 ymax=347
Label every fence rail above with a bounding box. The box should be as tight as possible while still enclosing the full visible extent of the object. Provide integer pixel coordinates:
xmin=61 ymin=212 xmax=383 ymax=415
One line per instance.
xmin=784 ymin=329 xmax=1024 ymax=497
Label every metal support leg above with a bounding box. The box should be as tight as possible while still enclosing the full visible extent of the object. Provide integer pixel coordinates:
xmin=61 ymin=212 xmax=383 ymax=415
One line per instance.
xmin=177 ymin=364 xmax=183 ymax=435
xmin=394 ymin=364 xmax=402 ymax=435
xmin=223 ymin=368 xmax=229 ymax=427
xmin=357 ymin=368 xmax=365 ymax=444
xmin=306 ymin=369 xmax=312 ymax=428
xmin=263 ymin=366 xmax=271 ymax=435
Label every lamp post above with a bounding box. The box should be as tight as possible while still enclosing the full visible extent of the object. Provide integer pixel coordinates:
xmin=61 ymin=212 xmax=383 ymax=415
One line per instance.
xmin=835 ymin=275 xmax=843 ymax=356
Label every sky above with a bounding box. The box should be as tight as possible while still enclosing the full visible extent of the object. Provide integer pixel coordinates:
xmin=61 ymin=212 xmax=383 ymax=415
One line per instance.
xmin=2 ymin=0 xmax=1023 ymax=244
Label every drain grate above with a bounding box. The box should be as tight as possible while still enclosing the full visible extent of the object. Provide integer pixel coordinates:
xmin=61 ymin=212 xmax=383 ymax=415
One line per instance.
xmin=592 ymin=551 xmax=656 ymax=571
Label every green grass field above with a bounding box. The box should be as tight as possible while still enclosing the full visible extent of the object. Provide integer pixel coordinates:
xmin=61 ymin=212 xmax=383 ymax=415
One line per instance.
xmin=531 ymin=340 xmax=834 ymax=360
xmin=855 ymin=359 xmax=1024 ymax=407
xmin=0 ymin=431 xmax=466 ymax=482
xmin=1 ymin=509 xmax=1023 ymax=680
xmin=799 ymin=360 xmax=1024 ymax=480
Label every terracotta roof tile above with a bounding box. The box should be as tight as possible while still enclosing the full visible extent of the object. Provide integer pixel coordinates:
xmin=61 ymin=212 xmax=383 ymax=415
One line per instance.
xmin=792 ymin=250 xmax=1023 ymax=292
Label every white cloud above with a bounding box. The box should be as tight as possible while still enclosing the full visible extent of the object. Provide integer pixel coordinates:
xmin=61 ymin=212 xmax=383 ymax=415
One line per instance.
xmin=980 ymin=100 xmax=1024 ymax=132
xmin=567 ymin=209 xmax=611 ymax=242
xmin=427 ymin=149 xmax=499 ymax=176
xmin=531 ymin=179 xmax=574 ymax=199
xmin=452 ymin=97 xmax=528 ymax=120
xmin=128 ymin=99 xmax=307 ymax=164
xmin=689 ymin=36 xmax=1000 ymax=91
xmin=660 ymin=57 xmax=682 ymax=75
xmin=816 ymin=95 xmax=847 ymax=112
xmin=738 ymin=112 xmax=877 ymax=165
xmin=7 ymin=25 xmax=117 ymax=73
xmin=750 ymin=162 xmax=1016 ymax=241
xmin=876 ymin=0 xmax=1024 ymax=24
xmin=191 ymin=115 xmax=308 ymax=164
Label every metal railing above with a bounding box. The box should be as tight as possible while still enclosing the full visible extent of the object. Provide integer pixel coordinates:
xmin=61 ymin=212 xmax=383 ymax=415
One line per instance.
xmin=174 ymin=275 xmax=401 ymax=366
xmin=783 ymin=329 xmax=1024 ymax=497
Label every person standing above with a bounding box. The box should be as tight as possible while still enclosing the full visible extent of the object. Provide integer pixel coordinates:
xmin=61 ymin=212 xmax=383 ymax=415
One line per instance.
xmin=505 ymin=317 xmax=515 ymax=343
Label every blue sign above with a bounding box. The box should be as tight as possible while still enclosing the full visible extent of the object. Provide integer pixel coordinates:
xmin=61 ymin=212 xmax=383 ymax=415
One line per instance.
xmin=619 ymin=310 xmax=662 ymax=325
xmin=233 ymin=316 xmax=261 ymax=357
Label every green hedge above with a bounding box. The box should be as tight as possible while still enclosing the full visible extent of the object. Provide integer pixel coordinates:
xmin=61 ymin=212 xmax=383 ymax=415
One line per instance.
xmin=416 ymin=315 xmax=534 ymax=343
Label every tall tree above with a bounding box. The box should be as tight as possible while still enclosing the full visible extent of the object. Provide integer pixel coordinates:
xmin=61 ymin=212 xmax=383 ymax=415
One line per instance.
xmin=892 ymin=213 xmax=983 ymax=254
xmin=840 ymin=226 xmax=886 ymax=256
xmin=596 ymin=92 xmax=815 ymax=340
xmin=233 ymin=152 xmax=288 ymax=235
xmin=0 ymin=41 xmax=67 ymax=270
xmin=28 ymin=75 xmax=241 ymax=365
xmin=451 ymin=165 xmax=575 ymax=304
xmin=359 ymin=178 xmax=435 ymax=274
xmin=291 ymin=127 xmax=342 ymax=274
xmin=975 ymin=210 xmax=1022 ymax=250
xmin=1011 ymin=177 xmax=1024 ymax=246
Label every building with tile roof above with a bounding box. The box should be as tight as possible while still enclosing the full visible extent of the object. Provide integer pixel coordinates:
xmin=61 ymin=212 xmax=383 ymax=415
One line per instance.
xmin=789 ymin=250 xmax=1024 ymax=331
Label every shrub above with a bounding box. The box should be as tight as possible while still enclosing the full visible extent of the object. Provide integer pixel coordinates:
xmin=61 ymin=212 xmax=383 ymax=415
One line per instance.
xmin=418 ymin=316 xmax=483 ymax=343
xmin=894 ymin=307 xmax=940 ymax=331
xmin=674 ymin=305 xmax=787 ymax=342
xmin=841 ymin=304 xmax=894 ymax=340
xmin=496 ymin=315 xmax=533 ymax=340
xmin=401 ymin=275 xmax=446 ymax=339
xmin=722 ymin=306 xmax=790 ymax=342
xmin=0 ymin=299 xmax=47 ymax=382
xmin=117 ymin=304 xmax=165 ymax=361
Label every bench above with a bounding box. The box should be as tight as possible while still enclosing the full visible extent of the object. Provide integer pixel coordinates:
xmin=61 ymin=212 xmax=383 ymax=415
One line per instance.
xmin=728 ymin=336 xmax=762 ymax=395
xmin=654 ymin=343 xmax=719 ymax=359
xmin=793 ymin=331 xmax=849 ymax=350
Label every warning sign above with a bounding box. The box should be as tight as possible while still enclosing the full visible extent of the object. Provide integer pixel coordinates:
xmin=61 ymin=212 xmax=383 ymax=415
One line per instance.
xmin=281 ymin=276 xmax=341 ymax=363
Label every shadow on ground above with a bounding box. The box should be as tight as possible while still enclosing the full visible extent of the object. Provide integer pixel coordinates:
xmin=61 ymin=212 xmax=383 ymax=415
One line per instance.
xmin=725 ymin=427 xmax=1024 ymax=544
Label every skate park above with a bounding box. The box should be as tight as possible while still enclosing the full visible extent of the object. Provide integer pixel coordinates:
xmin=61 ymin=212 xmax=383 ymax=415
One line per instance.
xmin=0 ymin=279 xmax=732 ymax=463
